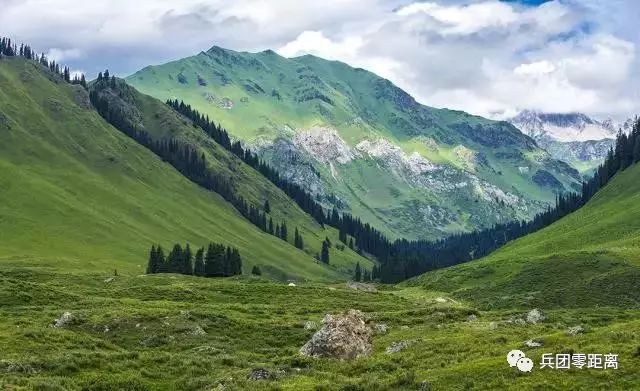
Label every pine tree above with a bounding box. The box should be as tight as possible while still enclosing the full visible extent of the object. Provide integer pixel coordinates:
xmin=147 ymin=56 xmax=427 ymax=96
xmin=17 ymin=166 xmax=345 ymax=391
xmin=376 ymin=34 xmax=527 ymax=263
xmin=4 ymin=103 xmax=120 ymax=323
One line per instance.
xmin=183 ymin=244 xmax=193 ymax=275
xmin=294 ymin=227 xmax=304 ymax=249
xmin=205 ymin=243 xmax=225 ymax=277
xmin=348 ymin=238 xmax=354 ymax=250
xmin=321 ymin=241 xmax=330 ymax=264
xmin=339 ymin=228 xmax=347 ymax=244
xmin=354 ymin=262 xmax=362 ymax=282
xmin=280 ymin=221 xmax=288 ymax=241
xmin=251 ymin=265 xmax=262 ymax=276
xmin=146 ymin=245 xmax=158 ymax=274
xmin=156 ymin=246 xmax=167 ymax=273
xmin=264 ymin=199 xmax=271 ymax=214
xmin=268 ymin=217 xmax=274 ymax=235
xmin=194 ymin=247 xmax=205 ymax=277
xmin=168 ymin=244 xmax=184 ymax=273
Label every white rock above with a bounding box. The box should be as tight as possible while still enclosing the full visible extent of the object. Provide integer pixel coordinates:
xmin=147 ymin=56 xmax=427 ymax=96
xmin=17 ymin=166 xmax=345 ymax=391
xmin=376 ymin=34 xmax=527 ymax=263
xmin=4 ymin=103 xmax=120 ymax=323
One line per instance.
xmin=526 ymin=309 xmax=546 ymax=324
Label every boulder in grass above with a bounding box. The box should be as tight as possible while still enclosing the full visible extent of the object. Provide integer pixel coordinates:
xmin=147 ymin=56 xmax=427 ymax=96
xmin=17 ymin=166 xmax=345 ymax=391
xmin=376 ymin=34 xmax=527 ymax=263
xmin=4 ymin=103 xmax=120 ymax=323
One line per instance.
xmin=300 ymin=310 xmax=372 ymax=360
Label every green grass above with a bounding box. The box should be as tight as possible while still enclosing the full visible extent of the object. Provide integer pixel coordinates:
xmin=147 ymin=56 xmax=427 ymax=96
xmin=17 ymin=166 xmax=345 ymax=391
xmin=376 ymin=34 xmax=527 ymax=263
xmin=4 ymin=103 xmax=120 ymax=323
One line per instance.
xmin=0 ymin=57 xmax=367 ymax=281
xmin=126 ymin=46 xmax=581 ymax=240
xmin=1 ymin=266 xmax=638 ymax=390
xmin=409 ymin=161 xmax=640 ymax=310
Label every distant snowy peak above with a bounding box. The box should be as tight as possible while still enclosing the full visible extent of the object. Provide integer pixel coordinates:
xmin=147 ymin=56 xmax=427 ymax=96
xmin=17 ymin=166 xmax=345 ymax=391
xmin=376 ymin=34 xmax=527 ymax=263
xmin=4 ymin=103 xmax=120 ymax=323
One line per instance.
xmin=510 ymin=110 xmax=618 ymax=143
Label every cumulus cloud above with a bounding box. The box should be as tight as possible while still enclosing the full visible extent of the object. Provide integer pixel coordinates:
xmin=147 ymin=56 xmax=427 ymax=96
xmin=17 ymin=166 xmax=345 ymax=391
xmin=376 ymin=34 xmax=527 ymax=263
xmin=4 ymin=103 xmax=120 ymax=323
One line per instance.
xmin=1 ymin=0 xmax=637 ymax=120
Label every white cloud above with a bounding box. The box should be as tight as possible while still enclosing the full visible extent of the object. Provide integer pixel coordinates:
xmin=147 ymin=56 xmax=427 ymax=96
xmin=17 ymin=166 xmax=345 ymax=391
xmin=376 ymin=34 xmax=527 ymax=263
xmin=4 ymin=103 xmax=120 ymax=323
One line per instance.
xmin=0 ymin=0 xmax=637 ymax=120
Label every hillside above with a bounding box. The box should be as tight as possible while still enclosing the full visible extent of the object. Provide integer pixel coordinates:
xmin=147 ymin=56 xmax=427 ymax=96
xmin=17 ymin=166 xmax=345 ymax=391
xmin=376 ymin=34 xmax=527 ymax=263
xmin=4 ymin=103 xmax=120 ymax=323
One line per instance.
xmin=127 ymin=46 xmax=581 ymax=240
xmin=409 ymin=161 xmax=640 ymax=309
xmin=0 ymin=56 xmax=368 ymax=281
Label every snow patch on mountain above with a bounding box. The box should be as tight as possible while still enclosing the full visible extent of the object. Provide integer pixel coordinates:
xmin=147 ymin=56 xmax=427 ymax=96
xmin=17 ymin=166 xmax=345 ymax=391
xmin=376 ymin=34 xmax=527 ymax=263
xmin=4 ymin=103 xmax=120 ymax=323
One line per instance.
xmin=510 ymin=111 xmax=617 ymax=143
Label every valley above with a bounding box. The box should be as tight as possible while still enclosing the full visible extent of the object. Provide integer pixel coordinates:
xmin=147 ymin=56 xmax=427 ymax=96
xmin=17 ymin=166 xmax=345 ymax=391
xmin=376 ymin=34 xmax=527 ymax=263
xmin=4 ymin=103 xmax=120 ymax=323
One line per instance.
xmin=127 ymin=47 xmax=581 ymax=240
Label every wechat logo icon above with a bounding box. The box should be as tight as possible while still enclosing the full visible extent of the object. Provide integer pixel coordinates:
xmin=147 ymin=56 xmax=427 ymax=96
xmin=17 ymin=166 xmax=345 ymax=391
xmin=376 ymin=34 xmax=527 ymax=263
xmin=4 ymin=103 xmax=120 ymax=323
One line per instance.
xmin=507 ymin=350 xmax=533 ymax=373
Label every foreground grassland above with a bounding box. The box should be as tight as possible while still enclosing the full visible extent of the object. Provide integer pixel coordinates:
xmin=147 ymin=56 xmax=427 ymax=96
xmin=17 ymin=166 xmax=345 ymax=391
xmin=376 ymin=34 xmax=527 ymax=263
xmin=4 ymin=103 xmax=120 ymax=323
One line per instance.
xmin=1 ymin=263 xmax=638 ymax=390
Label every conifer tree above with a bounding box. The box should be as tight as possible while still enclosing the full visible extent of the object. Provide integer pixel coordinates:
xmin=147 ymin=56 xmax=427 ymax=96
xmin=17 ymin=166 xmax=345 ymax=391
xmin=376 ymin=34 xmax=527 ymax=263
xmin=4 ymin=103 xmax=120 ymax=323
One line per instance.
xmin=268 ymin=217 xmax=274 ymax=235
xmin=321 ymin=241 xmax=330 ymax=264
xmin=168 ymin=244 xmax=184 ymax=273
xmin=264 ymin=199 xmax=271 ymax=214
xmin=354 ymin=262 xmax=362 ymax=282
xmin=251 ymin=265 xmax=262 ymax=276
xmin=183 ymin=244 xmax=193 ymax=275
xmin=280 ymin=221 xmax=288 ymax=241
xmin=146 ymin=245 xmax=158 ymax=274
xmin=194 ymin=247 xmax=205 ymax=277
xmin=156 ymin=246 xmax=167 ymax=273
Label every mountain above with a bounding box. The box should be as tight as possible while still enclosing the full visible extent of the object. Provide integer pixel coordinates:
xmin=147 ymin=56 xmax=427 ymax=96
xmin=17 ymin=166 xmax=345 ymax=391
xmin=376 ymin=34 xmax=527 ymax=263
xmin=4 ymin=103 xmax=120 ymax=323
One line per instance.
xmin=127 ymin=46 xmax=581 ymax=241
xmin=409 ymin=157 xmax=640 ymax=309
xmin=0 ymin=56 xmax=370 ymax=281
xmin=509 ymin=111 xmax=624 ymax=173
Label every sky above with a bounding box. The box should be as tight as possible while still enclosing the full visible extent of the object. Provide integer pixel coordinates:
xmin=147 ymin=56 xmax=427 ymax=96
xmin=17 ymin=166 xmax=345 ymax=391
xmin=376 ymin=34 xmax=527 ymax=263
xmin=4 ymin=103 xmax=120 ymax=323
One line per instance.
xmin=2 ymin=0 xmax=638 ymax=120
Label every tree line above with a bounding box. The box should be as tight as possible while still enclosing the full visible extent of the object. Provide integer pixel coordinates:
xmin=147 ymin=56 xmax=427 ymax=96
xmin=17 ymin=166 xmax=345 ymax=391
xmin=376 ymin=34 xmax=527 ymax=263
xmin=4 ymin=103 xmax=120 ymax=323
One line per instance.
xmin=1 ymin=37 xmax=87 ymax=88
xmin=147 ymin=243 xmax=242 ymax=278
xmin=89 ymin=77 xmax=311 ymax=253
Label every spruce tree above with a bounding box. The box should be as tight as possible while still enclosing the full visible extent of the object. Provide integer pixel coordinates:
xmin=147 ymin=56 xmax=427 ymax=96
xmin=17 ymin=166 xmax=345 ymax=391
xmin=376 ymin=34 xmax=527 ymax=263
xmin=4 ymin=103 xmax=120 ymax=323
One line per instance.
xmin=264 ymin=199 xmax=271 ymax=214
xmin=194 ymin=247 xmax=205 ymax=277
xmin=321 ymin=241 xmax=330 ymax=264
xmin=168 ymin=244 xmax=184 ymax=273
xmin=280 ymin=221 xmax=288 ymax=241
xmin=156 ymin=246 xmax=167 ymax=273
xmin=268 ymin=217 xmax=274 ymax=235
xmin=183 ymin=244 xmax=193 ymax=275
xmin=146 ymin=245 xmax=157 ymax=274
xmin=354 ymin=262 xmax=362 ymax=282
xmin=251 ymin=265 xmax=262 ymax=276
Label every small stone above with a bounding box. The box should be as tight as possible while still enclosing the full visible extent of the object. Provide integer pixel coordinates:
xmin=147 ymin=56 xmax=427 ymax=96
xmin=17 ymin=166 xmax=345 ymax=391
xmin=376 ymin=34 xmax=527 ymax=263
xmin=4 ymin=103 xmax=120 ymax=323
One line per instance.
xmin=52 ymin=312 xmax=75 ymax=328
xmin=434 ymin=297 xmax=447 ymax=303
xmin=489 ymin=321 xmax=498 ymax=330
xmin=566 ymin=325 xmax=585 ymax=336
xmin=514 ymin=318 xmax=526 ymax=326
xmin=103 ymin=277 xmax=115 ymax=283
xmin=190 ymin=325 xmax=207 ymax=336
xmin=248 ymin=368 xmax=272 ymax=381
xmin=524 ymin=339 xmax=543 ymax=348
xmin=526 ymin=309 xmax=546 ymax=324
xmin=374 ymin=323 xmax=388 ymax=334
xmin=386 ymin=340 xmax=416 ymax=354
xmin=467 ymin=314 xmax=478 ymax=322
xmin=288 ymin=283 xmax=296 ymax=287
xmin=304 ymin=321 xmax=317 ymax=330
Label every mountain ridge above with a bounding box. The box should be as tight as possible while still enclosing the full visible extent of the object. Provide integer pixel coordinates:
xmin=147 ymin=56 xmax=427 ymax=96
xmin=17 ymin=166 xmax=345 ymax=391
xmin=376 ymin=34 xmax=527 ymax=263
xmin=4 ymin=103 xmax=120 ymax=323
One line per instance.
xmin=127 ymin=45 xmax=581 ymax=241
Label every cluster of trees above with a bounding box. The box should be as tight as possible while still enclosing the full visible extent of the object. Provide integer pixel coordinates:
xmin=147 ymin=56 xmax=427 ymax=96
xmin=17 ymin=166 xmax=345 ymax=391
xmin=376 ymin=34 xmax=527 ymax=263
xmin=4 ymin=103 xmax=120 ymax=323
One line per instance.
xmin=352 ymin=262 xmax=372 ymax=282
xmin=167 ymin=100 xmax=392 ymax=256
xmin=90 ymin=77 xmax=304 ymax=249
xmin=1 ymin=37 xmax=87 ymax=88
xmin=147 ymin=243 xmax=242 ymax=277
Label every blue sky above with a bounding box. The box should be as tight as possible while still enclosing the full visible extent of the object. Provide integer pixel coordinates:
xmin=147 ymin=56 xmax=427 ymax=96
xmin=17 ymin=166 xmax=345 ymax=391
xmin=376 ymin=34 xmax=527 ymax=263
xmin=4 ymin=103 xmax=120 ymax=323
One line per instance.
xmin=1 ymin=0 xmax=637 ymax=120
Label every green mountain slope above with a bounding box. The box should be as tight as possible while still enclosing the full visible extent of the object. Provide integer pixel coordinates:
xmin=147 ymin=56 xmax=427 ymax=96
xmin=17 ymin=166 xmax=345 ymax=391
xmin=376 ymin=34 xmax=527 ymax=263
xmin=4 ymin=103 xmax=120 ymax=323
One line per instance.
xmin=408 ymin=161 xmax=640 ymax=309
xmin=0 ymin=57 xmax=367 ymax=281
xmin=127 ymin=46 xmax=581 ymax=240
